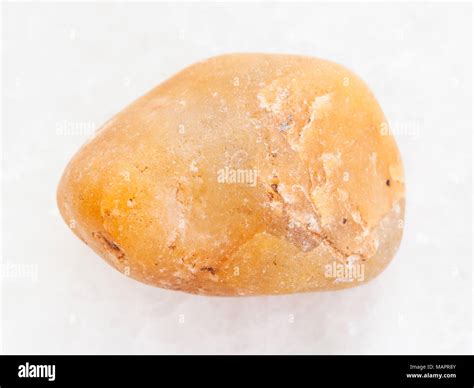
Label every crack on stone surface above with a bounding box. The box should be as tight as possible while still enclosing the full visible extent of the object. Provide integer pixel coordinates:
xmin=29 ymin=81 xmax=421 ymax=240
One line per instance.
xmin=200 ymin=266 xmax=217 ymax=275
xmin=92 ymin=231 xmax=127 ymax=262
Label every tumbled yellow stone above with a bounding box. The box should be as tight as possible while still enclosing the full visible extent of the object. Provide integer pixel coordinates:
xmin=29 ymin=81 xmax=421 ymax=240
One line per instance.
xmin=57 ymin=54 xmax=405 ymax=296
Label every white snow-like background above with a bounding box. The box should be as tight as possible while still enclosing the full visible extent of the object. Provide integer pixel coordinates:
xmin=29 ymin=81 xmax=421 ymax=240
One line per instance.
xmin=1 ymin=2 xmax=472 ymax=354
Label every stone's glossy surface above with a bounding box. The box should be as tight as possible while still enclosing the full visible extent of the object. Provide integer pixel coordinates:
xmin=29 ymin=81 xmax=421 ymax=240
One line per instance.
xmin=57 ymin=54 xmax=405 ymax=296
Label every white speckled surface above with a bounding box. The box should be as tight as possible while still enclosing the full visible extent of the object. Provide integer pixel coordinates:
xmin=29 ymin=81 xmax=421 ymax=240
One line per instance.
xmin=1 ymin=2 xmax=472 ymax=354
